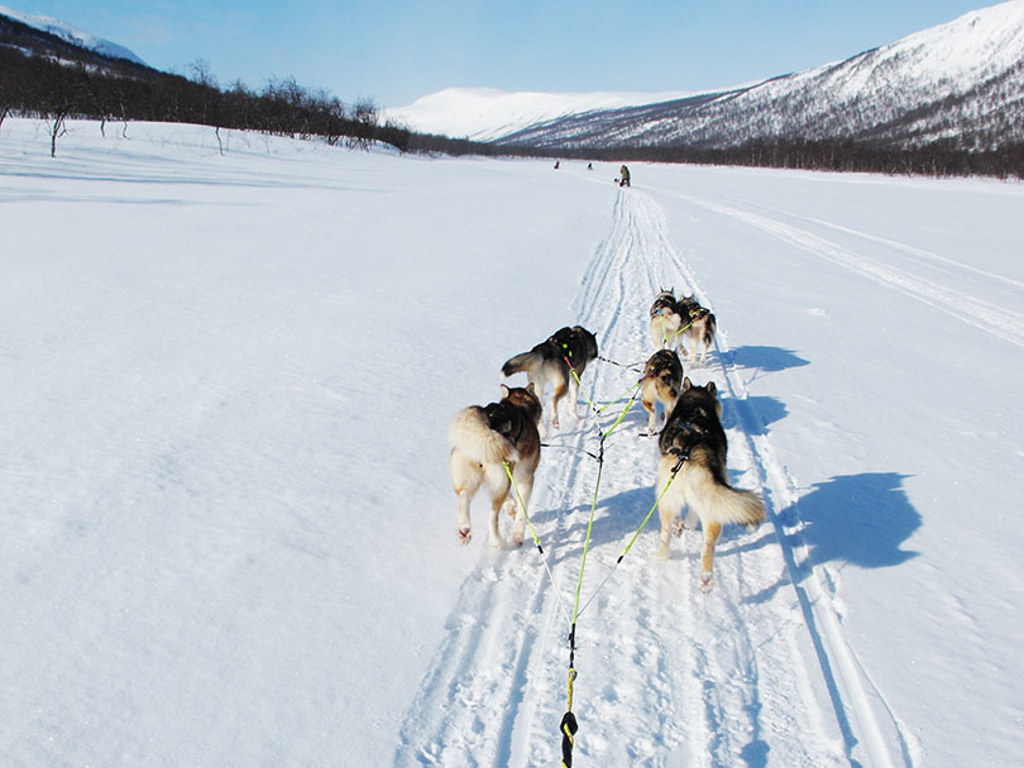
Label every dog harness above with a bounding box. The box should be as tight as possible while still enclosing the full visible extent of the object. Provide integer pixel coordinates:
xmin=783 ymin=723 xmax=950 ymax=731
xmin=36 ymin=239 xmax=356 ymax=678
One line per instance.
xmin=485 ymin=401 xmax=526 ymax=446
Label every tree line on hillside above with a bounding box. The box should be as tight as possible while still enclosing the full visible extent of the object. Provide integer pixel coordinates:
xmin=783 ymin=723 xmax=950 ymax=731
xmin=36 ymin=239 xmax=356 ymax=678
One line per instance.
xmin=0 ymin=46 xmax=412 ymax=155
xmin=2 ymin=40 xmax=1021 ymax=178
xmin=497 ymin=138 xmax=1024 ymax=180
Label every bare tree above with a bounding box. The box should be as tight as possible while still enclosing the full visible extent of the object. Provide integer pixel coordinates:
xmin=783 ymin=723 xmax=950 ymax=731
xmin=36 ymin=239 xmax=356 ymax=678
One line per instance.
xmin=189 ymin=58 xmax=218 ymax=89
xmin=348 ymin=96 xmax=379 ymax=150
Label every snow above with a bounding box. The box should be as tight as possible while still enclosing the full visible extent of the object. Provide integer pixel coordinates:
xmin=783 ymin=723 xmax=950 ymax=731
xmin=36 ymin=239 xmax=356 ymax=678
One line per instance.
xmin=799 ymin=0 xmax=1024 ymax=99
xmin=2 ymin=116 xmax=1023 ymax=768
xmin=383 ymin=86 xmax=701 ymax=141
xmin=434 ymin=1 xmax=1024 ymax=151
xmin=0 ymin=3 xmax=147 ymax=65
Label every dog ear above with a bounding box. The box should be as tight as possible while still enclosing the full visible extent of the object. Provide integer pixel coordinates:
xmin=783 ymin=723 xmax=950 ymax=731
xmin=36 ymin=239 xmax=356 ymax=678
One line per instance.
xmin=706 ymin=381 xmax=718 ymax=398
xmin=501 ymin=384 xmax=511 ymax=399
xmin=682 ymin=377 xmax=692 ymax=391
xmin=526 ymin=382 xmax=536 ymax=396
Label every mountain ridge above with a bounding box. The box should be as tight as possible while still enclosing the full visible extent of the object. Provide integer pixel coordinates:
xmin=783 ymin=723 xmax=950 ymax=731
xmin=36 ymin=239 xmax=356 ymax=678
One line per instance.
xmin=395 ymin=0 xmax=1024 ymax=152
xmin=0 ymin=3 xmax=147 ymax=66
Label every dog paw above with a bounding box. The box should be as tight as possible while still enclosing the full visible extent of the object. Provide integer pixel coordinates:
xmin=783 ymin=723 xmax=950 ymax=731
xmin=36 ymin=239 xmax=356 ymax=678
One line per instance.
xmin=655 ymin=542 xmax=673 ymax=560
xmin=490 ymin=536 xmax=508 ymax=550
xmin=699 ymin=572 xmax=714 ymax=592
xmin=671 ymin=519 xmax=685 ymax=537
xmin=510 ymin=532 xmax=524 ymax=548
xmin=458 ymin=527 xmax=472 ymax=545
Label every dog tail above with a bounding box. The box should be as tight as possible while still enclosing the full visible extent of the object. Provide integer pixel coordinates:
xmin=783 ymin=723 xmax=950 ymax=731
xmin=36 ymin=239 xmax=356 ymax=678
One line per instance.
xmin=501 ymin=351 xmax=540 ymax=378
xmin=703 ymin=313 xmax=717 ymax=346
xmin=448 ymin=406 xmax=519 ymax=465
xmin=684 ymin=462 xmax=765 ymax=529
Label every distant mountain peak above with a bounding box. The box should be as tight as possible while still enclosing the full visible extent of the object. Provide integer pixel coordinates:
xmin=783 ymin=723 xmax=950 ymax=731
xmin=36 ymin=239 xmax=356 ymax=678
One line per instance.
xmin=0 ymin=3 xmax=147 ymax=66
xmin=384 ymin=86 xmax=706 ymax=141
xmin=388 ymin=0 xmax=1024 ymax=152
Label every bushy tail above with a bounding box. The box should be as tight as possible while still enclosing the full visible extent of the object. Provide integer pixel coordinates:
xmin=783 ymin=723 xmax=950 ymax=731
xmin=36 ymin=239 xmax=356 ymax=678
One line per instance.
xmin=685 ymin=465 xmax=765 ymax=528
xmin=448 ymin=407 xmax=518 ymax=465
xmin=703 ymin=314 xmax=717 ymax=347
xmin=501 ymin=351 xmax=539 ymax=378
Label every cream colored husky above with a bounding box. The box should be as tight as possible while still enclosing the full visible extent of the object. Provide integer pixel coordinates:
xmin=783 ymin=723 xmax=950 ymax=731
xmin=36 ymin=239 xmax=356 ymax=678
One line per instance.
xmin=448 ymin=384 xmax=542 ymax=548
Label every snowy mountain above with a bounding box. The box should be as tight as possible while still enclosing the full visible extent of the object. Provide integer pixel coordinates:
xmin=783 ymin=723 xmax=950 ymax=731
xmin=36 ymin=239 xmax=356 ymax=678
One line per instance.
xmin=408 ymin=0 xmax=1024 ymax=152
xmin=384 ymin=86 xmax=701 ymax=141
xmin=0 ymin=4 xmax=147 ymax=66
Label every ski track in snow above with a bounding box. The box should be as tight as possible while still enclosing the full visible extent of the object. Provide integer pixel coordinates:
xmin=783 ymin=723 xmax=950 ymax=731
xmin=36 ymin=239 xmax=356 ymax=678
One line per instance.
xmin=653 ymin=189 xmax=1024 ymax=350
xmin=396 ymin=186 xmax=915 ymax=767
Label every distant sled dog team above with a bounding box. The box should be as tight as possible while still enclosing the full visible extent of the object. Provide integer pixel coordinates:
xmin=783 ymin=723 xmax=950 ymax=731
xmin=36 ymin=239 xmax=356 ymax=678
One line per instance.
xmin=447 ymin=287 xmax=763 ymax=588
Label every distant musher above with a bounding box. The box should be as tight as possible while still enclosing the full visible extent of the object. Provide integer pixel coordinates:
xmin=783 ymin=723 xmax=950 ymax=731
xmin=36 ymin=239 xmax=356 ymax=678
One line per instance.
xmin=619 ymin=165 xmax=631 ymax=187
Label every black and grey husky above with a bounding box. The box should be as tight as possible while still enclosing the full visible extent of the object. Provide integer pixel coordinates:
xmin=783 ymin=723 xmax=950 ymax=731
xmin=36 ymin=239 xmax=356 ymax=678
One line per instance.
xmin=640 ymin=348 xmax=683 ymax=434
xmin=649 ymin=289 xmax=717 ymax=366
xmin=501 ymin=325 xmax=598 ymax=430
xmin=655 ymin=378 xmax=765 ymax=589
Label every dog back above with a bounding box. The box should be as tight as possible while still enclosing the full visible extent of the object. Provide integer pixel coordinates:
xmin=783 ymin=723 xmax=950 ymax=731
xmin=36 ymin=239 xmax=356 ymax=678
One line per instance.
xmin=650 ymin=290 xmax=677 ymax=319
xmin=659 ymin=379 xmax=728 ymax=480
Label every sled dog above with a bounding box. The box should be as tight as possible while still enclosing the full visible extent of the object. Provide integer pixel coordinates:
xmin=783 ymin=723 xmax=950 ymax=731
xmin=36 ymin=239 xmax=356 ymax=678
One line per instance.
xmin=655 ymin=378 xmax=765 ymax=589
xmin=640 ymin=349 xmax=683 ymax=434
xmin=448 ymin=384 xmax=542 ymax=548
xmin=501 ymin=325 xmax=598 ymax=430
xmin=649 ymin=289 xmax=683 ymax=352
xmin=675 ymin=295 xmax=717 ymax=366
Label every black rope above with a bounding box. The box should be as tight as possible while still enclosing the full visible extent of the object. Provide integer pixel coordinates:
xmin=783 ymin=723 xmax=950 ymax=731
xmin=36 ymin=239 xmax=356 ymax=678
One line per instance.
xmin=598 ymin=354 xmax=644 ymax=371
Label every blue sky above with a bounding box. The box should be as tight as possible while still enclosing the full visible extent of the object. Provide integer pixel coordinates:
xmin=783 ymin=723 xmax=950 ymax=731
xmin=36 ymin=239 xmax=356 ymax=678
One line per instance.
xmin=13 ymin=0 xmax=997 ymax=107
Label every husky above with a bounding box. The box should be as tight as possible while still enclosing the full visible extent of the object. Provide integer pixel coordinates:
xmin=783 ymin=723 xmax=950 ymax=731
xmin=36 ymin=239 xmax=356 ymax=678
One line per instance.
xmin=501 ymin=325 xmax=598 ymax=430
xmin=448 ymin=384 xmax=543 ymax=548
xmin=654 ymin=378 xmax=765 ymax=589
xmin=640 ymin=349 xmax=683 ymax=434
xmin=649 ymin=289 xmax=683 ymax=351
xmin=675 ymin=295 xmax=717 ymax=366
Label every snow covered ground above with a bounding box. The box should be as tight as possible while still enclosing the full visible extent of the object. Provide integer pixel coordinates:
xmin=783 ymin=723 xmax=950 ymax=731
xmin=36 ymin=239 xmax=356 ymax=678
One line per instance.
xmin=2 ymin=117 xmax=1023 ymax=768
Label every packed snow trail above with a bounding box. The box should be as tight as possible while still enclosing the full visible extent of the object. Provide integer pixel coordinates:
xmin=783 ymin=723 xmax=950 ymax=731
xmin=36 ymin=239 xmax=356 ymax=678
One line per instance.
xmin=397 ymin=186 xmax=911 ymax=767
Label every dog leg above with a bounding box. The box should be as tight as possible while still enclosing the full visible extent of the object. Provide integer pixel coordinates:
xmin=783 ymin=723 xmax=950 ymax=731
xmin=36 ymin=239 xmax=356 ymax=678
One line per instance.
xmin=456 ymin=488 xmax=475 ymax=545
xmin=700 ymin=522 xmax=722 ymax=590
xmin=656 ymin=502 xmax=678 ymax=560
xmin=642 ymin=397 xmax=656 ymax=433
xmin=488 ymin=498 xmax=507 ymax=549
xmin=451 ymin=455 xmax=483 ymax=546
xmin=508 ymin=464 xmax=536 ymax=548
xmin=503 ymin=499 xmax=517 ymax=518
xmin=550 ymin=382 xmax=567 ymax=429
xmin=486 ymin=465 xmax=511 ymax=549
xmin=569 ymin=374 xmax=581 ymax=420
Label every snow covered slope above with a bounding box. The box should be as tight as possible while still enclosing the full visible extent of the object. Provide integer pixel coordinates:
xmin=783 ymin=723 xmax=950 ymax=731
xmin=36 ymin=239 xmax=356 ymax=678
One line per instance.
xmin=0 ymin=3 xmax=146 ymax=65
xmin=2 ymin=118 xmax=1023 ymax=767
xmin=499 ymin=0 xmax=1024 ymax=150
xmin=384 ymin=86 xmax=699 ymax=141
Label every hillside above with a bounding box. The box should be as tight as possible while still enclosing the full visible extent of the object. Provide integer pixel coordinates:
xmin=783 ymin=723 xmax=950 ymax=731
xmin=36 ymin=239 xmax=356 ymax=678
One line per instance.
xmin=0 ymin=3 xmax=147 ymax=68
xmin=384 ymin=86 xmax=700 ymax=142
xmin=426 ymin=1 xmax=1024 ymax=153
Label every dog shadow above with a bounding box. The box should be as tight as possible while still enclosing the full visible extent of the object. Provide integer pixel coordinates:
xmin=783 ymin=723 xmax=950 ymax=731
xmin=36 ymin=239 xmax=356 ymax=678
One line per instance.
xmin=746 ymin=472 xmax=921 ymax=604
xmin=545 ymin=486 xmax=660 ymax=564
xmin=721 ymin=395 xmax=788 ymax=436
xmin=725 ymin=345 xmax=810 ymax=373
xmin=795 ymin=472 xmax=920 ymax=569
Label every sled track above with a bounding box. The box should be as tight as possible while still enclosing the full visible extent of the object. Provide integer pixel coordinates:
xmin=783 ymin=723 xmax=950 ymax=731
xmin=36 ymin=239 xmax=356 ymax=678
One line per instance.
xmin=658 ymin=191 xmax=1024 ymax=350
xmin=398 ymin=188 xmax=912 ymax=767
